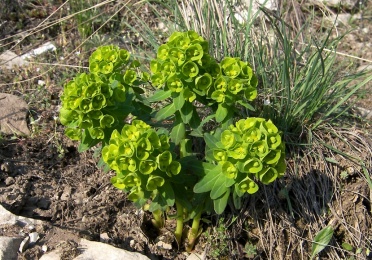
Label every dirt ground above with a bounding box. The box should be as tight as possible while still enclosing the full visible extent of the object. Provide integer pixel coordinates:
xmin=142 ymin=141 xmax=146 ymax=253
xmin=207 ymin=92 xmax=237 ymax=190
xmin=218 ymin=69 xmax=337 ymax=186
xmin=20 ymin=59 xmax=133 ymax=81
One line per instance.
xmin=0 ymin=1 xmax=371 ymax=259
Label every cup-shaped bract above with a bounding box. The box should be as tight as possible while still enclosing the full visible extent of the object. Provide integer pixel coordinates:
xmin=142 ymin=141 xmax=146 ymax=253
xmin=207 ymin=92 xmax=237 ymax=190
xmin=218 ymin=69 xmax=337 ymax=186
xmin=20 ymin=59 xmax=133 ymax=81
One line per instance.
xmin=182 ymin=61 xmax=199 ymax=78
xmin=195 ymin=73 xmax=213 ymax=91
xmin=146 ymin=175 xmax=165 ymax=191
xmin=208 ymin=118 xmax=285 ymax=196
xmin=167 ymin=75 xmax=184 ymax=93
xmin=60 ymin=46 xmax=142 ymax=146
xmin=238 ymin=177 xmax=259 ymax=194
xmin=102 ymin=120 xmax=182 ymax=209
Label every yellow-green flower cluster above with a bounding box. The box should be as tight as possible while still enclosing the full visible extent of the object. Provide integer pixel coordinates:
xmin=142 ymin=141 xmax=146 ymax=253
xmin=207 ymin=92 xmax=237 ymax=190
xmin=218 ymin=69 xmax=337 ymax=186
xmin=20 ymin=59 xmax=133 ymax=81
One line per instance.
xmin=101 ymin=120 xmax=181 ymax=204
xmin=150 ymin=31 xmax=257 ymax=106
xmin=213 ymin=118 xmax=285 ymax=194
xmin=59 ymin=45 xmax=139 ymax=142
xmin=210 ymin=57 xmax=258 ymax=104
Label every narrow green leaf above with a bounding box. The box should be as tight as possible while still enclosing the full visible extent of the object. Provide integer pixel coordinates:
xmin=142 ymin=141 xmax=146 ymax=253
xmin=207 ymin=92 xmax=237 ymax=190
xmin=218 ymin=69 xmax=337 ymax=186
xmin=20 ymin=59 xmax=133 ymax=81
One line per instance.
xmin=180 ymin=101 xmax=193 ymax=123
xmin=159 ymin=182 xmax=175 ymax=207
xmin=170 ymin=121 xmax=186 ymax=145
xmin=189 ymin=107 xmax=201 ymax=129
xmin=210 ymin=175 xmax=233 ymax=199
xmin=155 ymin=103 xmax=176 ymax=121
xmin=147 ymin=89 xmax=172 ymax=102
xmin=236 ymin=100 xmax=255 ymax=111
xmin=194 ymin=165 xmax=223 ymax=193
xmin=341 ymin=242 xmax=353 ymax=252
xmin=173 ymin=91 xmax=185 ymax=110
xmin=311 ymin=226 xmax=334 ymax=259
xmin=78 ymin=130 xmax=100 ymax=152
xmin=213 ymin=190 xmax=230 ymax=214
xmin=325 ymin=157 xmax=339 ymax=164
xmin=204 ymin=133 xmax=219 ymax=150
xmin=216 ymin=103 xmax=228 ymax=123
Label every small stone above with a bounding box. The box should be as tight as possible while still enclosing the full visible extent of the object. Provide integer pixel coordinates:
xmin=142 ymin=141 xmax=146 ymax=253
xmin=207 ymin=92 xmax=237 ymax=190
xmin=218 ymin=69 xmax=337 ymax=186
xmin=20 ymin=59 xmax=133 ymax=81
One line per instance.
xmin=41 ymin=245 xmax=48 ymax=252
xmin=29 ymin=232 xmax=39 ymax=243
xmin=156 ymin=241 xmax=172 ymax=250
xmin=1 ymin=161 xmax=13 ymax=172
xmin=27 ymin=224 xmax=36 ymax=232
xmin=19 ymin=236 xmax=30 ymax=253
xmin=5 ymin=177 xmax=15 ymax=186
xmin=0 ymin=93 xmax=31 ymax=136
xmin=129 ymin=240 xmax=135 ymax=248
xmin=99 ymin=233 xmax=110 ymax=243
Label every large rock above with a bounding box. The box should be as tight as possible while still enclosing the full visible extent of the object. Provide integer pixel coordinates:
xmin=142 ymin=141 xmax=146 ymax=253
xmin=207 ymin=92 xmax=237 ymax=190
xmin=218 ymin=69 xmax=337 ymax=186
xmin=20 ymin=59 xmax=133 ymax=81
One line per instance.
xmin=74 ymin=239 xmax=150 ymax=260
xmin=1 ymin=205 xmax=150 ymax=260
xmin=0 ymin=50 xmax=28 ymax=70
xmin=0 ymin=236 xmax=23 ymax=260
xmin=0 ymin=93 xmax=30 ymax=136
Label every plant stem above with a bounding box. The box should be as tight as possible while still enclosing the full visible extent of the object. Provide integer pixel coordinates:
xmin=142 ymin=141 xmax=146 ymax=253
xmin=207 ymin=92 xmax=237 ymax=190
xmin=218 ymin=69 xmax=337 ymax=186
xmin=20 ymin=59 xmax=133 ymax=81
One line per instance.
xmin=186 ymin=211 xmax=202 ymax=252
xmin=175 ymin=201 xmax=184 ymax=246
xmin=152 ymin=209 xmax=164 ymax=229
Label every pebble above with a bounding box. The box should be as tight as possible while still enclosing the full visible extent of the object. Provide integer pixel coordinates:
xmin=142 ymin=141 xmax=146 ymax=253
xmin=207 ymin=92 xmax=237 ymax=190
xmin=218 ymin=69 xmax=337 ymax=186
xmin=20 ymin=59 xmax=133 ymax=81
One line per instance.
xmin=29 ymin=232 xmax=39 ymax=243
xmin=156 ymin=241 xmax=172 ymax=250
xmin=41 ymin=245 xmax=48 ymax=252
xmin=19 ymin=236 xmax=30 ymax=253
xmin=5 ymin=177 xmax=15 ymax=186
xmin=99 ymin=233 xmax=110 ymax=243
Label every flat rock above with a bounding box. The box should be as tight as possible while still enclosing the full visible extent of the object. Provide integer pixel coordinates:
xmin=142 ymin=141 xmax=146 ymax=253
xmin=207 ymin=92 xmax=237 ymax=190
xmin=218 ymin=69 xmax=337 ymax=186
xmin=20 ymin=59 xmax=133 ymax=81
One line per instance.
xmin=0 ymin=236 xmax=23 ymax=260
xmin=74 ymin=239 xmax=150 ymax=260
xmin=314 ymin=0 xmax=357 ymax=10
xmin=0 ymin=50 xmax=28 ymax=70
xmin=0 ymin=93 xmax=30 ymax=136
xmin=0 ymin=204 xmax=42 ymax=227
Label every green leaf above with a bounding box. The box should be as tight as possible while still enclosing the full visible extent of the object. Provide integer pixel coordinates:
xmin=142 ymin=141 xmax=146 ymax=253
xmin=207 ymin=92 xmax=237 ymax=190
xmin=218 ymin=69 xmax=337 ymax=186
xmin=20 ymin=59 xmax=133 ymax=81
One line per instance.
xmin=213 ymin=190 xmax=230 ymax=214
xmin=180 ymin=101 xmax=193 ymax=124
xmin=325 ymin=157 xmax=339 ymax=165
xmin=204 ymin=133 xmax=220 ymax=149
xmin=189 ymin=107 xmax=201 ymax=129
xmin=194 ymin=165 xmax=223 ymax=193
xmin=170 ymin=121 xmax=186 ymax=145
xmin=216 ymin=103 xmax=228 ymax=123
xmin=147 ymin=89 xmax=172 ymax=102
xmin=341 ymin=242 xmax=353 ymax=252
xmin=173 ymin=91 xmax=185 ymax=110
xmin=155 ymin=103 xmax=176 ymax=121
xmin=311 ymin=226 xmax=334 ymax=259
xmin=78 ymin=130 xmax=100 ymax=152
xmin=158 ymin=182 xmax=175 ymax=207
xmin=236 ymin=100 xmax=255 ymax=111
xmin=210 ymin=174 xmax=234 ymax=199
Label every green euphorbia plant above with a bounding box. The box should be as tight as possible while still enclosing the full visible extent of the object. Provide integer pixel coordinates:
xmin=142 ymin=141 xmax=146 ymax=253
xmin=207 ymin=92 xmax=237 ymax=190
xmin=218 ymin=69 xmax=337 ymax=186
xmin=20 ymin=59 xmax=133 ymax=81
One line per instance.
xmin=59 ymin=45 xmax=150 ymax=152
xmin=59 ymin=31 xmax=286 ymax=252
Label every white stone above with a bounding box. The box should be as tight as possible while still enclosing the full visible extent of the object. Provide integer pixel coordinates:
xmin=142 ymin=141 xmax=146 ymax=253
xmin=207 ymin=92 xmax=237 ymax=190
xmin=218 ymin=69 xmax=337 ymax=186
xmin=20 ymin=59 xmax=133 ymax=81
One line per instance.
xmin=39 ymin=249 xmax=62 ymax=260
xmin=19 ymin=236 xmax=30 ymax=253
xmin=29 ymin=232 xmax=39 ymax=244
xmin=187 ymin=252 xmax=205 ymax=260
xmin=0 ymin=50 xmax=28 ymax=69
xmin=73 ymin=239 xmax=150 ymax=260
xmin=0 ymin=93 xmax=31 ymax=136
xmin=0 ymin=205 xmax=42 ymax=227
xmin=99 ymin=233 xmax=110 ymax=243
xmin=321 ymin=0 xmax=357 ymax=9
xmin=156 ymin=241 xmax=172 ymax=250
xmin=41 ymin=245 xmax=48 ymax=252
xmin=0 ymin=236 xmax=23 ymax=260
xmin=21 ymin=42 xmax=56 ymax=60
